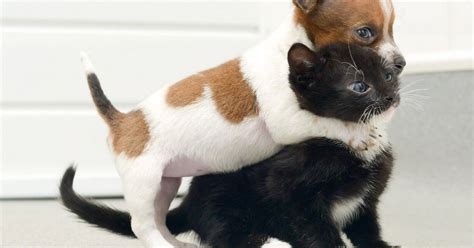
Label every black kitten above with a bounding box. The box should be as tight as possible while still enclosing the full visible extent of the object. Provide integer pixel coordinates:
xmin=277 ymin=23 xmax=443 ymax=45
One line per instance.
xmin=288 ymin=43 xmax=400 ymax=123
xmin=59 ymin=43 xmax=401 ymax=248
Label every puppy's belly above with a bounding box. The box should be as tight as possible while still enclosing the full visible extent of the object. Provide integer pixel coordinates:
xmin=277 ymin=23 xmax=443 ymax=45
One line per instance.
xmin=163 ymin=156 xmax=213 ymax=177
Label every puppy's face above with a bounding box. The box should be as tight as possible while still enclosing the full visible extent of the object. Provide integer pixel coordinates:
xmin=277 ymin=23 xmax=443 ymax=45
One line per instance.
xmin=293 ymin=0 xmax=406 ymax=74
xmin=288 ymin=43 xmax=400 ymax=123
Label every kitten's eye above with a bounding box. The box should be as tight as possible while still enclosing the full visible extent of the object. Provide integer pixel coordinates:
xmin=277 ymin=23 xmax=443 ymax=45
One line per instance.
xmin=385 ymin=73 xmax=393 ymax=82
xmin=350 ymin=81 xmax=370 ymax=94
xmin=356 ymin=27 xmax=374 ymax=40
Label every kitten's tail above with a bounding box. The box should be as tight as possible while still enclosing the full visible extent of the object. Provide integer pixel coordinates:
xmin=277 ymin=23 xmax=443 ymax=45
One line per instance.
xmin=59 ymin=165 xmax=191 ymax=237
xmin=59 ymin=166 xmax=135 ymax=238
xmin=80 ymin=53 xmax=122 ymax=126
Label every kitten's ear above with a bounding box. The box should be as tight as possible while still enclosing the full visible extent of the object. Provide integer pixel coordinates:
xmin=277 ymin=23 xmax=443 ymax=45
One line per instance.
xmin=293 ymin=0 xmax=320 ymax=13
xmin=288 ymin=43 xmax=321 ymax=75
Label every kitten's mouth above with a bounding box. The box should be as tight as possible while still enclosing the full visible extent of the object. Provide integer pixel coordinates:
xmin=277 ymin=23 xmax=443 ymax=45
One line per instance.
xmin=392 ymin=94 xmax=401 ymax=108
xmin=362 ymin=100 xmax=399 ymax=124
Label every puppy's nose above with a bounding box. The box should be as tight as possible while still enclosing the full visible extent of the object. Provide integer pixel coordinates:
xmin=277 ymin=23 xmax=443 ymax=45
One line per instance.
xmin=393 ymin=56 xmax=406 ymax=74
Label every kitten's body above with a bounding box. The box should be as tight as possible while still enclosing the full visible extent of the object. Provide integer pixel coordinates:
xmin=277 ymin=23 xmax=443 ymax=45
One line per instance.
xmin=166 ymin=137 xmax=393 ymax=248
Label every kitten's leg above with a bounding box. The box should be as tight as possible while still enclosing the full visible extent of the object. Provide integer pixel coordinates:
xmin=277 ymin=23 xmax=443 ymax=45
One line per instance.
xmin=209 ymin=234 xmax=266 ymax=248
xmin=343 ymin=208 xmax=395 ymax=248
xmin=119 ymin=155 xmax=196 ymax=248
xmin=204 ymin=215 xmax=265 ymax=248
xmin=287 ymin=218 xmax=345 ymax=248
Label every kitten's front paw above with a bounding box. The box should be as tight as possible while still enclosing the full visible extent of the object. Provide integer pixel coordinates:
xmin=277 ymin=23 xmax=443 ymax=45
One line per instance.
xmin=346 ymin=125 xmax=379 ymax=151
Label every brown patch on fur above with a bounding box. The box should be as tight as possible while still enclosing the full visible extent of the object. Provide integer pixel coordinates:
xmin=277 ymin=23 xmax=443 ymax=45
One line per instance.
xmin=166 ymin=74 xmax=206 ymax=107
xmin=166 ymin=59 xmax=259 ymax=123
xmin=110 ymin=110 xmax=150 ymax=157
xmin=294 ymin=0 xmax=389 ymax=49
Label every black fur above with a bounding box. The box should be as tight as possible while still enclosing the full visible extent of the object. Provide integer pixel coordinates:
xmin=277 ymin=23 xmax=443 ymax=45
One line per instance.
xmin=86 ymin=71 xmax=120 ymax=122
xmin=288 ymin=43 xmax=400 ymax=123
xmin=175 ymin=139 xmax=394 ymax=248
xmin=59 ymin=43 xmax=401 ymax=247
xmin=59 ymin=166 xmax=135 ymax=238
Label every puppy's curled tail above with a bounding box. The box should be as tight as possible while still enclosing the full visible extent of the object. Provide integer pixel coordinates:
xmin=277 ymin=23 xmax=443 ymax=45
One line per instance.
xmin=80 ymin=53 xmax=121 ymax=125
xmin=59 ymin=166 xmax=191 ymax=237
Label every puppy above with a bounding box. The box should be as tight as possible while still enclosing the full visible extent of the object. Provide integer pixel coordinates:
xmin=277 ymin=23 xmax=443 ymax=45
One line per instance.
xmin=71 ymin=1 xmax=404 ymax=247
xmin=61 ymin=42 xmax=400 ymax=247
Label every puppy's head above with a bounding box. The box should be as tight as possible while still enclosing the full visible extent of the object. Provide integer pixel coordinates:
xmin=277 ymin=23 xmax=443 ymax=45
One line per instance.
xmin=288 ymin=43 xmax=400 ymax=123
xmin=293 ymin=0 xmax=406 ymax=74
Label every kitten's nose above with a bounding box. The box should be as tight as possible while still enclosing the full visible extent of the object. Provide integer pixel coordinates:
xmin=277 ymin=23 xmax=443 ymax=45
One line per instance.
xmin=386 ymin=94 xmax=401 ymax=107
xmin=393 ymin=56 xmax=406 ymax=74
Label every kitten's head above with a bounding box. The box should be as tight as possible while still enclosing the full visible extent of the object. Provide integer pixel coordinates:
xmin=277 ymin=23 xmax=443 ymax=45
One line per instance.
xmin=288 ymin=43 xmax=400 ymax=123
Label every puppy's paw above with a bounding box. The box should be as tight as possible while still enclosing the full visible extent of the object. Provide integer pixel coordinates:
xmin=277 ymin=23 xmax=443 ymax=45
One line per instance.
xmin=346 ymin=125 xmax=380 ymax=151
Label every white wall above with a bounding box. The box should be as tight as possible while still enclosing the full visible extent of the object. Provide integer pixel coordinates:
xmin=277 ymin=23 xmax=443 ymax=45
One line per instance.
xmin=1 ymin=0 xmax=473 ymax=198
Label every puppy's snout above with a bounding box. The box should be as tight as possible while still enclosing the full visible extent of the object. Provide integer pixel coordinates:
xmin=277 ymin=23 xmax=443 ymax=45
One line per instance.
xmin=393 ymin=56 xmax=406 ymax=74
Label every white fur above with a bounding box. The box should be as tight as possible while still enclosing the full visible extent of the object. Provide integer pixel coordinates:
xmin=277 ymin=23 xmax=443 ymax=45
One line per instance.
xmin=378 ymin=0 xmax=402 ymax=62
xmin=240 ymin=14 xmax=377 ymax=148
xmin=85 ymin=6 xmax=399 ymax=248
xmin=80 ymin=52 xmax=95 ymax=74
xmin=331 ymin=196 xmax=366 ymax=228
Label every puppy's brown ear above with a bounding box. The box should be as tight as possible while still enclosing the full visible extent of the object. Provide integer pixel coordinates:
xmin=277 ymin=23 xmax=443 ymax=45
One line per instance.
xmin=293 ymin=0 xmax=319 ymax=13
xmin=288 ymin=43 xmax=319 ymax=75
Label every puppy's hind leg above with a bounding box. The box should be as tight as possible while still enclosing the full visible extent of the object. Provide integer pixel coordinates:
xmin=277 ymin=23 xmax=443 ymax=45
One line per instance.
xmin=156 ymin=177 xmax=196 ymax=248
xmin=119 ymin=155 xmax=196 ymax=248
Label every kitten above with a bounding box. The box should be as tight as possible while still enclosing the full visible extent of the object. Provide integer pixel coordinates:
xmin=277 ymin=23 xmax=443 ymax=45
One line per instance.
xmin=60 ymin=43 xmax=400 ymax=248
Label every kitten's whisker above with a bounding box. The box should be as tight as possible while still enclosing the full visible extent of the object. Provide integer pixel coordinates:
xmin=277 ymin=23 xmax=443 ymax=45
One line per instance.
xmin=402 ymin=93 xmax=430 ymax=100
xmin=359 ymin=103 xmax=373 ymax=123
xmin=347 ymin=42 xmax=360 ymax=76
xmin=330 ymin=59 xmax=359 ymax=78
xmin=399 ymin=79 xmax=427 ymax=92
xmin=400 ymin=97 xmax=425 ymax=112
xmin=359 ymin=102 xmax=378 ymax=124
xmin=399 ymin=88 xmax=429 ymax=94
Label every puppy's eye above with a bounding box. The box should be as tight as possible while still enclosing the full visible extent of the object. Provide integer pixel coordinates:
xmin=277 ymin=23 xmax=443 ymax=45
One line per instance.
xmin=356 ymin=27 xmax=374 ymax=39
xmin=350 ymin=81 xmax=370 ymax=94
xmin=385 ymin=73 xmax=393 ymax=82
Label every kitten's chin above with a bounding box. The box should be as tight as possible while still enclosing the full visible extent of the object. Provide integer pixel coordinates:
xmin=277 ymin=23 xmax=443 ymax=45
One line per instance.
xmin=381 ymin=106 xmax=397 ymax=122
xmin=369 ymin=106 xmax=397 ymax=125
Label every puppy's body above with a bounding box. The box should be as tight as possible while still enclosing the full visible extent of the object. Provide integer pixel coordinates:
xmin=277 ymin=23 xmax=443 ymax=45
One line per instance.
xmin=73 ymin=1 xmax=405 ymax=247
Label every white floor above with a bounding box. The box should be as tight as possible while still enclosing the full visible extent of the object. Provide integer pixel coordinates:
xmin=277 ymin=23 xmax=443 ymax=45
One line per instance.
xmin=0 ymin=198 xmax=291 ymax=248
xmin=1 ymin=194 xmax=472 ymax=248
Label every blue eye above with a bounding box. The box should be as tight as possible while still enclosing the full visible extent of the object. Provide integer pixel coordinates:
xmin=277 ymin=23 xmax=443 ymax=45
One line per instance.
xmin=356 ymin=27 xmax=374 ymax=39
xmin=385 ymin=73 xmax=393 ymax=82
xmin=350 ymin=81 xmax=370 ymax=93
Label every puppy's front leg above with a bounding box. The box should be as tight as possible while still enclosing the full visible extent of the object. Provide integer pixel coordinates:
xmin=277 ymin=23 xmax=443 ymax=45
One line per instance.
xmin=265 ymin=107 xmax=378 ymax=151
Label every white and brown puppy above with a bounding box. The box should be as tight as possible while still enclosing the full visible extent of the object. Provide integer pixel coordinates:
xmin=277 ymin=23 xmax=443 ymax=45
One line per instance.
xmin=78 ymin=1 xmax=405 ymax=247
